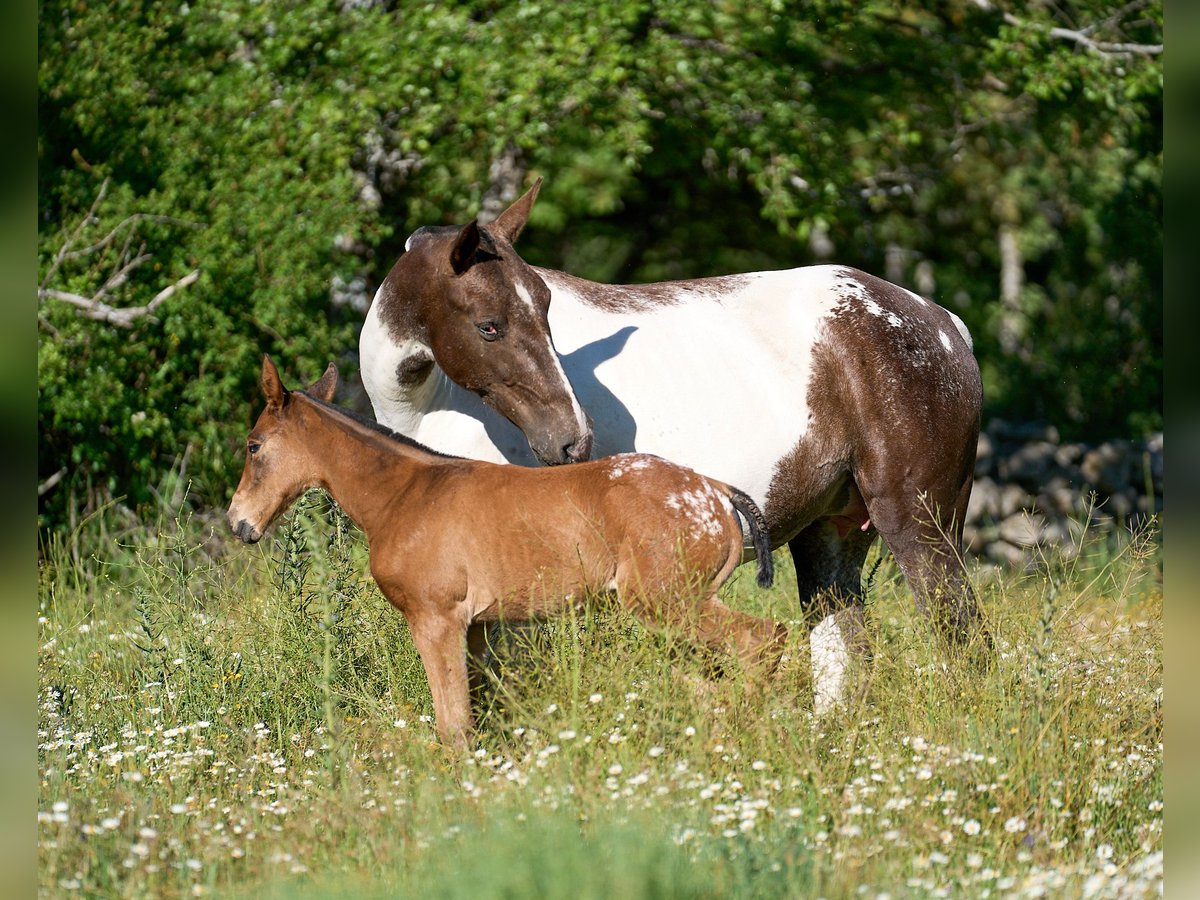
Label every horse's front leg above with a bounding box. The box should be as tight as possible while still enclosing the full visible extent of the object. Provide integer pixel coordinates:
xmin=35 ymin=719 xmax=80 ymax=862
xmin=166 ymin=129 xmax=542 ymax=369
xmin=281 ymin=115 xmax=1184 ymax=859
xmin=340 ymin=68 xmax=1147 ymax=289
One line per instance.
xmin=407 ymin=609 xmax=473 ymax=750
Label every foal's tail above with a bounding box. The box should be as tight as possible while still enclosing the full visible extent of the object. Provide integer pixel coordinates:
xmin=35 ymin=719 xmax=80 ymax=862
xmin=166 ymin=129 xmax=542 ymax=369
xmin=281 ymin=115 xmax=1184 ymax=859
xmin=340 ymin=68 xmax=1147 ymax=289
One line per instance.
xmin=728 ymin=487 xmax=774 ymax=588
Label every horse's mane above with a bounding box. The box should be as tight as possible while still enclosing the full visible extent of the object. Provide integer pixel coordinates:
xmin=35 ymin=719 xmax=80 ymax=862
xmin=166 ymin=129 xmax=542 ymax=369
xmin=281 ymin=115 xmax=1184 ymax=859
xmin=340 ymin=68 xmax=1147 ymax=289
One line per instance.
xmin=297 ymin=391 xmax=466 ymax=461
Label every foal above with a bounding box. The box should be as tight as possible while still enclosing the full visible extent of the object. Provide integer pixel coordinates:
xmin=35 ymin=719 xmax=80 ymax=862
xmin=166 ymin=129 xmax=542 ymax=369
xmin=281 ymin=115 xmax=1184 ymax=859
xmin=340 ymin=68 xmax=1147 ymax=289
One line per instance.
xmin=228 ymin=356 xmax=787 ymax=748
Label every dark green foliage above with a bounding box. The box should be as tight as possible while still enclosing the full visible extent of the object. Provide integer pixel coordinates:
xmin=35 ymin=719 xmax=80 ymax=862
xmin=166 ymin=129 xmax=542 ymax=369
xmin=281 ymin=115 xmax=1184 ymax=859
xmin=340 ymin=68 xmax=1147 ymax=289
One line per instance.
xmin=38 ymin=0 xmax=1162 ymax=531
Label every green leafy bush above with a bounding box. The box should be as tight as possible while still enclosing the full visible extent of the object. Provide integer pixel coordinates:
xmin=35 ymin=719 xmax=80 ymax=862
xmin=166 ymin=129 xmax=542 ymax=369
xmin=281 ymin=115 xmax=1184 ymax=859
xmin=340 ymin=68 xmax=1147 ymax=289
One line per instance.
xmin=38 ymin=0 xmax=1162 ymax=531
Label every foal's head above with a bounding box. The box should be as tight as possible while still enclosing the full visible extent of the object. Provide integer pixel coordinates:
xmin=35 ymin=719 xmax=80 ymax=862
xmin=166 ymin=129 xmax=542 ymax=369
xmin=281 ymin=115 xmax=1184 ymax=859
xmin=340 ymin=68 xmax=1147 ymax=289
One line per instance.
xmin=227 ymin=355 xmax=338 ymax=544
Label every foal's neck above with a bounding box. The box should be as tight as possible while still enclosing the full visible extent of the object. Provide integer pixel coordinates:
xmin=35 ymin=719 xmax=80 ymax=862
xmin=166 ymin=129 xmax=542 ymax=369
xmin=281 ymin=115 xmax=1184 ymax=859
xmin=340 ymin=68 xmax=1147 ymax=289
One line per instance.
xmin=296 ymin=393 xmax=446 ymax=535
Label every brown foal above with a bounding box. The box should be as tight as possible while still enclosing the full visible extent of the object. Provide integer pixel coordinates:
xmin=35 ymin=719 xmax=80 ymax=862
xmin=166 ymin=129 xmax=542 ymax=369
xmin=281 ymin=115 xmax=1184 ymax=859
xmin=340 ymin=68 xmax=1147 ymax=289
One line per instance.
xmin=228 ymin=356 xmax=787 ymax=749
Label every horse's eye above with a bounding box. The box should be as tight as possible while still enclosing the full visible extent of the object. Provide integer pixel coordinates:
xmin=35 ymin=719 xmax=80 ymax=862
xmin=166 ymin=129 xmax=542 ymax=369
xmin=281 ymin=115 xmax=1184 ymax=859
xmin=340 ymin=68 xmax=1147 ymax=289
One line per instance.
xmin=248 ymin=440 xmax=262 ymax=455
xmin=476 ymin=321 xmax=501 ymax=341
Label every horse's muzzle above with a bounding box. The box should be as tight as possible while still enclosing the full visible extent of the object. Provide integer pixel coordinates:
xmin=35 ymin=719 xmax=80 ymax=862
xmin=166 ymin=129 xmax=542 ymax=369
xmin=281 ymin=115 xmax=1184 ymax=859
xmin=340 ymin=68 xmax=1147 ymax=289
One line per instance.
xmin=230 ymin=518 xmax=262 ymax=544
xmin=564 ymin=432 xmax=593 ymax=464
xmin=537 ymin=430 xmax=593 ymax=466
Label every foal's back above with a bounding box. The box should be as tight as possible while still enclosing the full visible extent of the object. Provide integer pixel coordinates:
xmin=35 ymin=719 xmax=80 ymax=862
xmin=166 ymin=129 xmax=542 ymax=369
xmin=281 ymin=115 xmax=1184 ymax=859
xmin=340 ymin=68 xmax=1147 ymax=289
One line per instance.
xmin=372 ymin=452 xmax=740 ymax=622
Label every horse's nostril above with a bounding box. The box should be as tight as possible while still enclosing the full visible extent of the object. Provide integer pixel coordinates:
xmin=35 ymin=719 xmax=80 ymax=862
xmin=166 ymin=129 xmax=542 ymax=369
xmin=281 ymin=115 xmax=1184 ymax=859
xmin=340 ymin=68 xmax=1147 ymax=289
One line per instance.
xmin=564 ymin=433 xmax=593 ymax=464
xmin=232 ymin=519 xmax=260 ymax=544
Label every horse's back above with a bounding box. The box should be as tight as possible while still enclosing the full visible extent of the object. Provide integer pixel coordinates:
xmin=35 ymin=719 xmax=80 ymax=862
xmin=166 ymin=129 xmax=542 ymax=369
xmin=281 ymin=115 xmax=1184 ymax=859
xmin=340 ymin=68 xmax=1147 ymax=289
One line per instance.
xmin=539 ymin=264 xmax=980 ymax=526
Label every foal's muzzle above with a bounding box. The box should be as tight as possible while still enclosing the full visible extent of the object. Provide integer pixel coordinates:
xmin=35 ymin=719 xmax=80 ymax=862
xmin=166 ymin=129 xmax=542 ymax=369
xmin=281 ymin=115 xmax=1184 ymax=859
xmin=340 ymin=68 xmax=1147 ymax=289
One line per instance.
xmin=230 ymin=518 xmax=262 ymax=544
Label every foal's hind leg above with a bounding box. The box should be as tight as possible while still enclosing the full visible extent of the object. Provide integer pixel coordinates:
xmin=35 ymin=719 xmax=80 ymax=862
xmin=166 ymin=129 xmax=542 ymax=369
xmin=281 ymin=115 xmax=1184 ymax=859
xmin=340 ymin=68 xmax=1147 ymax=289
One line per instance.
xmin=615 ymin=562 xmax=787 ymax=682
xmin=787 ymin=521 xmax=877 ymax=715
xmin=686 ymin=594 xmax=789 ymax=679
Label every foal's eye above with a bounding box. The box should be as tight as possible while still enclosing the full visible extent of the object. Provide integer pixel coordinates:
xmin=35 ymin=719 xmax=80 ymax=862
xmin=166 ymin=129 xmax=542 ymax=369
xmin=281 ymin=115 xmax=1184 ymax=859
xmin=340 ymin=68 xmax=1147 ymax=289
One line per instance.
xmin=247 ymin=440 xmax=262 ymax=455
xmin=476 ymin=321 xmax=500 ymax=341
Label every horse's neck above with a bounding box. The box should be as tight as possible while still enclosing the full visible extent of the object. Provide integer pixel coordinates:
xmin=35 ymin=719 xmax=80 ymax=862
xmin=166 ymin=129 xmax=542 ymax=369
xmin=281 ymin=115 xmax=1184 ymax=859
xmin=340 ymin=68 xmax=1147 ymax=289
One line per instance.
xmin=299 ymin=399 xmax=434 ymax=534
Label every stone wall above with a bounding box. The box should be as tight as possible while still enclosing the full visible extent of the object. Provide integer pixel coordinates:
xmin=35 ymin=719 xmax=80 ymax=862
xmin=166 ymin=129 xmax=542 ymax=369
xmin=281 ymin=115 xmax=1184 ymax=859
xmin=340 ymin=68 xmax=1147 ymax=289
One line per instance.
xmin=963 ymin=421 xmax=1163 ymax=568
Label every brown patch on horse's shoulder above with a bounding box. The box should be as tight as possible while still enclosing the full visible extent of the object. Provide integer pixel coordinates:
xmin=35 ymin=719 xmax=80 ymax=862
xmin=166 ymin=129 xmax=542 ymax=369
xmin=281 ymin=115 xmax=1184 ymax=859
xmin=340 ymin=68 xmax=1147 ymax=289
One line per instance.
xmin=539 ymin=268 xmax=753 ymax=312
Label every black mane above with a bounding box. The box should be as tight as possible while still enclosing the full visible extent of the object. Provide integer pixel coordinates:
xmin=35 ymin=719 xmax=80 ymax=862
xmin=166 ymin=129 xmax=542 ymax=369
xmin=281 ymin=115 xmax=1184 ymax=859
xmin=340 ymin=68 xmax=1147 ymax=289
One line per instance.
xmin=298 ymin=391 xmax=466 ymax=461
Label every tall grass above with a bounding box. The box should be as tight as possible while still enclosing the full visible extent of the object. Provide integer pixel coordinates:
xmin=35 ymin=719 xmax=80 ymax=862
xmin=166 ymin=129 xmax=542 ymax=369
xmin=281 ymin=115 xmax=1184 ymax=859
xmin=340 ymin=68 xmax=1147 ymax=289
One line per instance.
xmin=38 ymin=497 xmax=1162 ymax=898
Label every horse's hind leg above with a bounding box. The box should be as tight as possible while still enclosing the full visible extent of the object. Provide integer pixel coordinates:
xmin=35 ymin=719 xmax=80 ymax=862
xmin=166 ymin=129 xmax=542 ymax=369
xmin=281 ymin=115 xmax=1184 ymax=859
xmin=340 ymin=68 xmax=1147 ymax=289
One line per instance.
xmin=787 ymin=521 xmax=877 ymax=715
xmin=862 ymin=466 xmax=990 ymax=654
xmin=882 ymin=501 xmax=989 ymax=652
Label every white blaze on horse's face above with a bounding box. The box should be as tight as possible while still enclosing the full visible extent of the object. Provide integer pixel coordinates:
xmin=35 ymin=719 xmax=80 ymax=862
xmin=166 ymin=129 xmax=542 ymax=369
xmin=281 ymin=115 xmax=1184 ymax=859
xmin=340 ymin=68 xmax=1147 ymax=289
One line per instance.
xmin=374 ymin=215 xmax=592 ymax=466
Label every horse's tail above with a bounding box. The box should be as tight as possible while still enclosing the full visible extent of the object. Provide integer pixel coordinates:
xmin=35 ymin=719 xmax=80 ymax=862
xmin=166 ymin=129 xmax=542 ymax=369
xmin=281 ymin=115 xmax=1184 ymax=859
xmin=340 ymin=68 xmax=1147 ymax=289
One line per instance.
xmin=728 ymin=487 xmax=774 ymax=588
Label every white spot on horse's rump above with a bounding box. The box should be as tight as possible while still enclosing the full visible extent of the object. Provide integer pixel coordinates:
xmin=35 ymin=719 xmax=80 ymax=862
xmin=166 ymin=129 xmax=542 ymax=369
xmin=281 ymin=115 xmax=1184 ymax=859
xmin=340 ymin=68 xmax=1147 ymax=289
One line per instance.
xmin=606 ymin=453 xmax=656 ymax=479
xmin=833 ymin=273 xmax=906 ymax=329
xmin=833 ymin=273 xmax=870 ymax=306
xmin=939 ymin=329 xmax=952 ymax=352
xmin=665 ymin=484 xmax=726 ymax=538
xmin=948 ymin=310 xmax=973 ymax=351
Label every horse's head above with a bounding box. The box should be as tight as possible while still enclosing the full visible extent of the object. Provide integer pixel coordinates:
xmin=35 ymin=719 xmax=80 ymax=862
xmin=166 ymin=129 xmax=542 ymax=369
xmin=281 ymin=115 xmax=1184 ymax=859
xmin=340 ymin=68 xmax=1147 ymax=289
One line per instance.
xmin=227 ymin=355 xmax=338 ymax=543
xmin=379 ymin=179 xmax=592 ymax=465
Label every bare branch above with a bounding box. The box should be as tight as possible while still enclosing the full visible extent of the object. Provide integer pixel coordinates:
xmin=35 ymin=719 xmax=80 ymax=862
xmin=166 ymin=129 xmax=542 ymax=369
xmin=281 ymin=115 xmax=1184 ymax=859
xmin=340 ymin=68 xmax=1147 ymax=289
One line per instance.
xmin=40 ymin=179 xmax=206 ymax=331
xmin=62 ymin=213 xmax=198 ymax=263
xmin=1041 ymin=22 xmax=1162 ymax=56
xmin=40 ymin=178 xmax=110 ymax=290
xmin=39 ymin=269 xmax=200 ymax=328
xmin=969 ymin=0 xmax=1162 ymax=57
xmin=145 ymin=268 xmax=201 ymax=314
xmin=97 ymin=249 xmax=153 ymax=300
xmin=39 ymin=468 xmax=67 ymax=498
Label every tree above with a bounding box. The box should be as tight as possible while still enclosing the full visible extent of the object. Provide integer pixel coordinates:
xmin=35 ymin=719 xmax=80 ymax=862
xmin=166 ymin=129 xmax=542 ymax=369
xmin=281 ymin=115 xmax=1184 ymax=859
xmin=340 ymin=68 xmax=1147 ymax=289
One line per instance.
xmin=38 ymin=0 xmax=1162 ymax=530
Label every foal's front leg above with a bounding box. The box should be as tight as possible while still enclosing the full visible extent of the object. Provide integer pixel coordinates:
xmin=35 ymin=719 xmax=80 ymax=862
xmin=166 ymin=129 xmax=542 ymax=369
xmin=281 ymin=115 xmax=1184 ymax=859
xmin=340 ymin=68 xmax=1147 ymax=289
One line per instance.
xmin=407 ymin=610 xmax=473 ymax=750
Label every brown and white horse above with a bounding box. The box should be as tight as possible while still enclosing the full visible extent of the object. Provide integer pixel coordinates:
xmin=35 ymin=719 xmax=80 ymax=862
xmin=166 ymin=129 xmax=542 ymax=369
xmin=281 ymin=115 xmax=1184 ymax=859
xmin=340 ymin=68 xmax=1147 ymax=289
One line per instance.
xmin=359 ymin=180 xmax=987 ymax=712
xmin=228 ymin=356 xmax=786 ymax=748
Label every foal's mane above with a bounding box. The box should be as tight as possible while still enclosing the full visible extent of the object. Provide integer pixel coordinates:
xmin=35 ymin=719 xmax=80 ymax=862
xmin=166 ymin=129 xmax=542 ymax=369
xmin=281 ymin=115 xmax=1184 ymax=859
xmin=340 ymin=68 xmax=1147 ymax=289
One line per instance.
xmin=296 ymin=391 xmax=465 ymax=461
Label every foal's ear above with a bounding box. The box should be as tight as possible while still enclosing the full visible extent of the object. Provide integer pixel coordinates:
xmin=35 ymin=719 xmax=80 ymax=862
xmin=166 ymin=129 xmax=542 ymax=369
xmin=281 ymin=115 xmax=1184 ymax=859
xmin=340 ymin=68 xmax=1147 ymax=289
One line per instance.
xmin=307 ymin=362 xmax=338 ymax=403
xmin=449 ymin=219 xmax=481 ymax=275
xmin=490 ymin=176 xmax=542 ymax=245
xmin=260 ymin=354 xmax=287 ymax=411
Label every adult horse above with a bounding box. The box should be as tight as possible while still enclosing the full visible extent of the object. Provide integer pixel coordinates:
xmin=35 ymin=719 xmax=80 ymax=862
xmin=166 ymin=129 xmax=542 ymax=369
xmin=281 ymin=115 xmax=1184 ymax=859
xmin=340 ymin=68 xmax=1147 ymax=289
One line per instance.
xmin=359 ymin=179 xmax=986 ymax=712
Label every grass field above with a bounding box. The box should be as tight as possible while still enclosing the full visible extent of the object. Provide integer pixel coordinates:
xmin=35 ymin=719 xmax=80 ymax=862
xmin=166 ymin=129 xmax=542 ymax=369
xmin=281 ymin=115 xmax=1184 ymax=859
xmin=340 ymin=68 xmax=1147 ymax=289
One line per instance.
xmin=37 ymin=494 xmax=1162 ymax=898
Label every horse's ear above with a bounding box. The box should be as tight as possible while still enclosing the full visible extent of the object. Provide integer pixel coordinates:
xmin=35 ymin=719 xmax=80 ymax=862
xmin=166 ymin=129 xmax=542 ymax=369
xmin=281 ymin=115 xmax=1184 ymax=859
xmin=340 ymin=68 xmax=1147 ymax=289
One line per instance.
xmin=308 ymin=362 xmax=338 ymax=403
xmin=261 ymin=354 xmax=287 ymax=411
xmin=490 ymin=176 xmax=542 ymax=245
xmin=449 ymin=219 xmax=481 ymax=275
